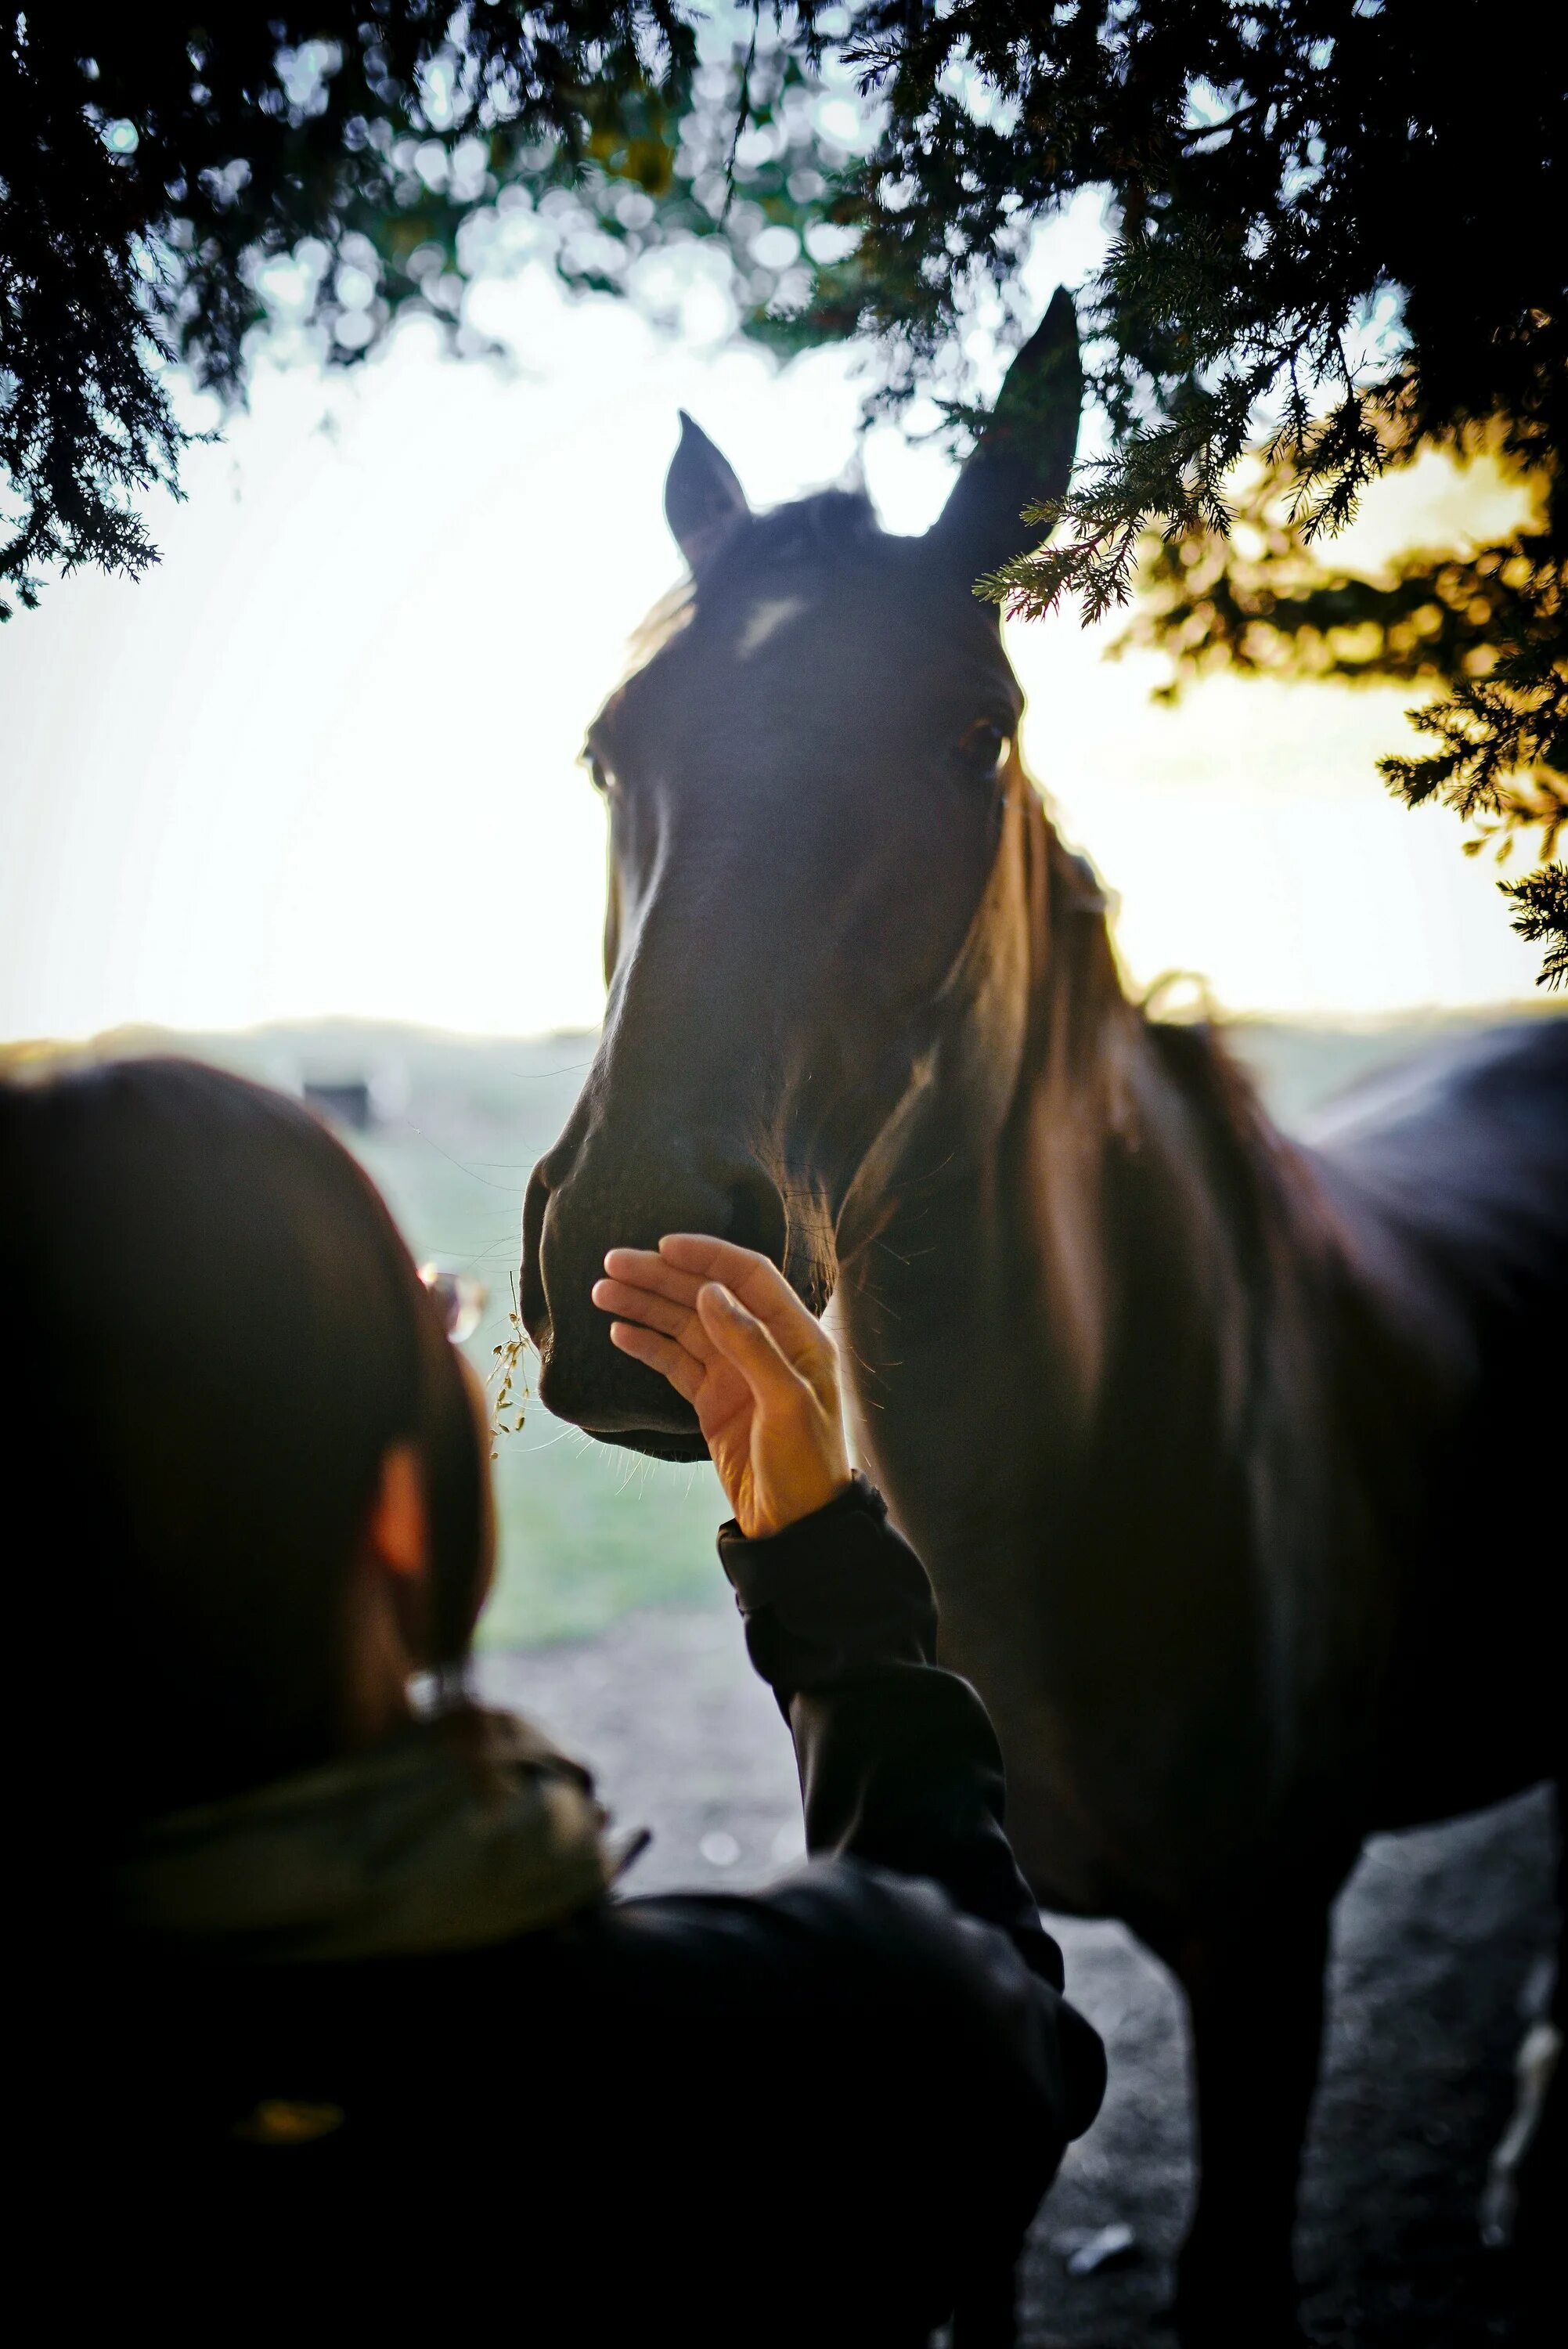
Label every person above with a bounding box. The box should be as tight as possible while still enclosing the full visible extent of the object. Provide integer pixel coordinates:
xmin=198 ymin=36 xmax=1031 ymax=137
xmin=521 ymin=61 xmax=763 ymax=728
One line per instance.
xmin=2 ymin=1055 xmax=1102 ymax=2345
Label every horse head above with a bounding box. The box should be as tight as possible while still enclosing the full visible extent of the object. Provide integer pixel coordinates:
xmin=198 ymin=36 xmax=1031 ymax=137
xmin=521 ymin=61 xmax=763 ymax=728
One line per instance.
xmin=522 ymin=293 xmax=1083 ymax=1456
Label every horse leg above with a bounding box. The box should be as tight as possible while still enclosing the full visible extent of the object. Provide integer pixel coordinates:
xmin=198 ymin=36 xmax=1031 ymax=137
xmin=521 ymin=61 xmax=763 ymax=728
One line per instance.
xmin=1166 ymin=1880 xmax=1342 ymax=2347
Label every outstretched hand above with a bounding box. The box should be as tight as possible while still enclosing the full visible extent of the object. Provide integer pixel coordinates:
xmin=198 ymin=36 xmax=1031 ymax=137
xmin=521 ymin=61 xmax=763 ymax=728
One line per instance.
xmin=592 ymin=1236 xmax=850 ymax=1539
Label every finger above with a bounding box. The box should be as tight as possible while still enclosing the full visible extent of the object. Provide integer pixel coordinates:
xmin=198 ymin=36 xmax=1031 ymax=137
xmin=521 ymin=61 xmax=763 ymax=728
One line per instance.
xmin=660 ymin=1236 xmax=824 ymax=1367
xmin=591 ymin=1276 xmax=709 ymax=1351
xmin=602 ymin=1247 xmax=705 ymax=1310
xmin=696 ymin=1283 xmax=813 ymax=1416
xmin=607 ymin=1319 xmax=705 ymax=1405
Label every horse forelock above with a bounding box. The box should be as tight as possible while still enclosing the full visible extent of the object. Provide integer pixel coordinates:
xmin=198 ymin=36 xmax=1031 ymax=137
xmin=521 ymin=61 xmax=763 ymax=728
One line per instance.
xmin=616 ymin=580 xmax=696 ymax=686
xmin=715 ymin=486 xmax=881 ymax=584
xmin=611 ymin=488 xmax=882 ymax=698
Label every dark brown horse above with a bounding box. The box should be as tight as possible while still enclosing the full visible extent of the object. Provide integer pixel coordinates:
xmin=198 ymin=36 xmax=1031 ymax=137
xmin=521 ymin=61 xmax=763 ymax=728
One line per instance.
xmin=521 ymin=294 xmax=1566 ymax=2341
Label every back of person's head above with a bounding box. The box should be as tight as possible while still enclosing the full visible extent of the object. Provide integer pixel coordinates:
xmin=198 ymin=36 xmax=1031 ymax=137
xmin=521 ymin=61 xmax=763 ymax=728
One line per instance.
xmin=0 ymin=1056 xmax=484 ymax=1838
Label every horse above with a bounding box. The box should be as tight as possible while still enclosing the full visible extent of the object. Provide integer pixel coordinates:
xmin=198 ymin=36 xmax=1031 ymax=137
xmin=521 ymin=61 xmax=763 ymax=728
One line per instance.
xmin=520 ymin=291 xmax=1566 ymax=2342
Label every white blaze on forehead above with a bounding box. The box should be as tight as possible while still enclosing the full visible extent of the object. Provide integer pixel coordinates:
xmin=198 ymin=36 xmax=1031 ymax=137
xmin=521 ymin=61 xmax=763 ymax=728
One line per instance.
xmin=737 ymin=594 xmax=808 ymax=658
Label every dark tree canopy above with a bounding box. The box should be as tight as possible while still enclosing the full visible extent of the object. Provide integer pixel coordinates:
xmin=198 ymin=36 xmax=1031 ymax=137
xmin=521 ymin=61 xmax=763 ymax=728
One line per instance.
xmin=0 ymin=3 xmax=824 ymax=608
xmin=791 ymin=0 xmax=1566 ymax=983
xmin=3 ymin=2 xmax=1565 ymax=979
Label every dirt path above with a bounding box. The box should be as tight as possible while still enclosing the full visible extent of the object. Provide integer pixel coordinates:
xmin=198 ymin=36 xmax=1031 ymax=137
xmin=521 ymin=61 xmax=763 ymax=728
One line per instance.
xmin=479 ymin=1607 xmax=1555 ymax=2347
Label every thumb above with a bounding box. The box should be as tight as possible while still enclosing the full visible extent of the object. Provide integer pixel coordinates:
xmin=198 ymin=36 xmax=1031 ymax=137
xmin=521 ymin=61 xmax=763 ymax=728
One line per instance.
xmin=697 ymin=1283 xmax=810 ymax=1416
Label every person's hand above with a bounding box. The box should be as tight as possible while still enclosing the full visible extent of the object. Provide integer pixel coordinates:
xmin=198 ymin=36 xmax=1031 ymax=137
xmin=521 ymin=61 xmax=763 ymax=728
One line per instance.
xmin=591 ymin=1236 xmax=851 ymax=1539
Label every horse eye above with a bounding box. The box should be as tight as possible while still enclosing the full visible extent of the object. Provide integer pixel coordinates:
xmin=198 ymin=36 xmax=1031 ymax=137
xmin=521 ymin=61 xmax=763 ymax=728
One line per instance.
xmin=957 ymin=720 xmax=1011 ymax=777
xmin=586 ymin=752 xmax=615 ymax=795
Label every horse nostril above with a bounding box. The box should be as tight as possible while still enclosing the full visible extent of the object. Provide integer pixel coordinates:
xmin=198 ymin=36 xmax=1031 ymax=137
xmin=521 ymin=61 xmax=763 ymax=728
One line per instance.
xmin=724 ymin=1171 xmax=788 ymax=1268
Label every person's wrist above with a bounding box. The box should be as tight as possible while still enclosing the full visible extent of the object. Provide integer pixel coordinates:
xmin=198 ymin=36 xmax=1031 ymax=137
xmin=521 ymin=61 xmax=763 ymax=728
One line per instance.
xmin=750 ymin=1467 xmax=852 ymax=1541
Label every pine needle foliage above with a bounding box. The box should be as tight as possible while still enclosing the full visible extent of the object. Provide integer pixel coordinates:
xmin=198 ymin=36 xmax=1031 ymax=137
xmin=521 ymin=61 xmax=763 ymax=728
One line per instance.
xmin=1125 ymin=448 xmax=1566 ymax=874
xmin=1500 ymin=864 xmax=1568 ymax=990
xmin=773 ymin=0 xmax=1567 ymax=985
xmin=0 ymin=3 xmax=826 ymax=617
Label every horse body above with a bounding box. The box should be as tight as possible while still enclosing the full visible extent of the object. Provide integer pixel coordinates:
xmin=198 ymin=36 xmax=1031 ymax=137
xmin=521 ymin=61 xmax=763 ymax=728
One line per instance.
xmin=521 ymin=298 xmax=1564 ymax=2336
xmin=1302 ymin=1023 xmax=1566 ymax=1828
xmin=831 ymin=840 xmax=1565 ymax=2328
xmin=845 ymin=928 xmax=1565 ymax=1927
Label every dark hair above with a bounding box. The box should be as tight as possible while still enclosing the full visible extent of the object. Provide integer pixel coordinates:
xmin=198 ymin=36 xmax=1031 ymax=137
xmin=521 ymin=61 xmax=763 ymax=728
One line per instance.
xmin=0 ymin=1056 xmax=485 ymax=1830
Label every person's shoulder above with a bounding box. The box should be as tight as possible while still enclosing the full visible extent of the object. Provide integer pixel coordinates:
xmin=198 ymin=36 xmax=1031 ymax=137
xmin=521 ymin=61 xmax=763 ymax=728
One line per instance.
xmin=591 ymin=1853 xmax=1033 ymax=2015
xmin=348 ymin=1856 xmax=1043 ymax=2049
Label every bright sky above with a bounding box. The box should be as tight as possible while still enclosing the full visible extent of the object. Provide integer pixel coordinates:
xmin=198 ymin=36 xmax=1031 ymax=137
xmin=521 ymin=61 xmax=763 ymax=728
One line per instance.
xmin=0 ymin=212 xmax=1543 ymax=1042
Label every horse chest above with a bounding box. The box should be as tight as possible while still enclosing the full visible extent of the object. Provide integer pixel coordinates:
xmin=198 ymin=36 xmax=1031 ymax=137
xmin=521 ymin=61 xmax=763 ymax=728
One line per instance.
xmin=881 ymin=1469 xmax=1297 ymax=1916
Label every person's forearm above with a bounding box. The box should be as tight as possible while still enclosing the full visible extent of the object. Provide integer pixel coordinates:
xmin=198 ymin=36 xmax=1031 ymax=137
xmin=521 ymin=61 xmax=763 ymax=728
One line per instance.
xmin=718 ymin=1477 xmax=1054 ymax=1967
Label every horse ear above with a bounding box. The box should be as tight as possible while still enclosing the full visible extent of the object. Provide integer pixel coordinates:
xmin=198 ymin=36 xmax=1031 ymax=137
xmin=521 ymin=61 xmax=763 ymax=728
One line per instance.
xmin=665 ymin=413 xmax=751 ymax=575
xmin=928 ymin=287 xmax=1083 ymax=586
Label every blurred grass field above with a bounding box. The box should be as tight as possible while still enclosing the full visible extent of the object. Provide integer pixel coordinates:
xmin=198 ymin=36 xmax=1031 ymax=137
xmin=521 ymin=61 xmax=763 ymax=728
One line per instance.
xmin=27 ymin=1006 xmax=1553 ymax=1649
xmin=156 ymin=1021 xmax=732 ymax=1649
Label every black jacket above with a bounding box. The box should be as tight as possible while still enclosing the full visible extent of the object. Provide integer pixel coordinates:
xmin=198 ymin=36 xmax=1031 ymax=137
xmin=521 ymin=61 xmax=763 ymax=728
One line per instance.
xmin=93 ymin=1480 xmax=1103 ymax=2344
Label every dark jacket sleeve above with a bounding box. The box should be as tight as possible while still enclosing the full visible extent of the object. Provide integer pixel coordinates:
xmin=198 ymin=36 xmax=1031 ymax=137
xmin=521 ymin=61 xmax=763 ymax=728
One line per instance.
xmin=461 ymin=1479 xmax=1108 ymax=2343
xmin=717 ymin=1474 xmax=1105 ymax=2131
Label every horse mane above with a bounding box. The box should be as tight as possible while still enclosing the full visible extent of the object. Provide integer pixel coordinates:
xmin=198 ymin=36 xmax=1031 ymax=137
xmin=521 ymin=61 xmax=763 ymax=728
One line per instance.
xmin=1024 ymin=784 xmax=1333 ymax=1291
xmin=1016 ymin=790 xmax=1343 ymax=1438
xmin=1144 ymin=1018 xmax=1339 ymax=1278
xmin=1026 ymin=799 xmax=1141 ymax=1142
xmin=1012 ymin=796 xmax=1141 ymax=1413
xmin=1142 ymin=1012 xmax=1356 ymax=1499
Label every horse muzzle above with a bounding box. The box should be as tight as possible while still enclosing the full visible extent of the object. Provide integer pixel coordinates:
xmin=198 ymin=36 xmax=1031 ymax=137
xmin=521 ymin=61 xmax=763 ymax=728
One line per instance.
xmin=521 ymin=1127 xmax=825 ymax=1459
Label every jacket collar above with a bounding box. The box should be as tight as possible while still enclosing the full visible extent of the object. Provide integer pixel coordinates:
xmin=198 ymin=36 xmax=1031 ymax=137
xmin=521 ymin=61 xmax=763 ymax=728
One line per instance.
xmin=113 ymin=1709 xmax=620 ymax=1963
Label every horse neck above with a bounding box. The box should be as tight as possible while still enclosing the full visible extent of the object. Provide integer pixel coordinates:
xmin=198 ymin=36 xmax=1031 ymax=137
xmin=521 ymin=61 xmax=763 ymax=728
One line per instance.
xmin=838 ymin=789 xmax=1339 ymax=1564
